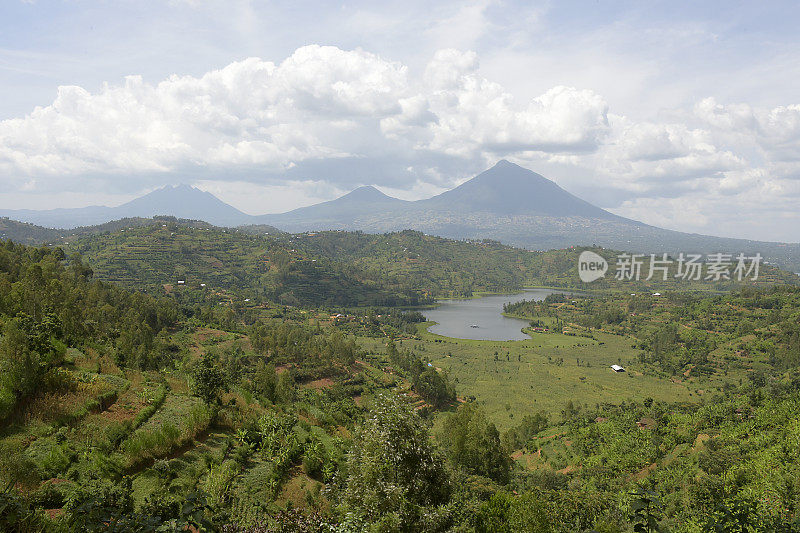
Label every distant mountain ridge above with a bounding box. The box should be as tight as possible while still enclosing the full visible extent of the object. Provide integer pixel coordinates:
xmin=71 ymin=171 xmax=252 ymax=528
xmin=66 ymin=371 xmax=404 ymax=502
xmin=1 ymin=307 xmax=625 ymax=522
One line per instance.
xmin=0 ymin=184 xmax=254 ymax=228
xmin=251 ymin=161 xmax=640 ymax=231
xmin=264 ymin=185 xmax=408 ymax=228
xmin=250 ymin=162 xmax=800 ymax=271
xmin=2 ymin=161 xmax=799 ymax=271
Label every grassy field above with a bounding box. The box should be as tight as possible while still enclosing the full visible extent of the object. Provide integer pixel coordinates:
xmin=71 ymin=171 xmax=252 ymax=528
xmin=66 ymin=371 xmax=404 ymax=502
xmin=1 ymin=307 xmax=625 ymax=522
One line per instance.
xmin=358 ymin=320 xmax=740 ymax=431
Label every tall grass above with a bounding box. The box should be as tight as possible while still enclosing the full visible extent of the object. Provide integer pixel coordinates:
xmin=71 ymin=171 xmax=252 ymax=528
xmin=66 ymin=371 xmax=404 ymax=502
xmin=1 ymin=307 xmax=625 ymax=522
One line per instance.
xmin=202 ymin=459 xmax=241 ymax=508
xmin=122 ymin=403 xmax=215 ymax=470
xmin=97 ymin=383 xmax=168 ymax=451
xmin=131 ymin=385 xmax=168 ymax=429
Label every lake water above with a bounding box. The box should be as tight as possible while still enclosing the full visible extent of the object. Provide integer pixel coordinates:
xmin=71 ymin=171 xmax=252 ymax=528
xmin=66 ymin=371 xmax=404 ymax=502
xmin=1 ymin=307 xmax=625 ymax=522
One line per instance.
xmin=422 ymin=289 xmax=570 ymax=341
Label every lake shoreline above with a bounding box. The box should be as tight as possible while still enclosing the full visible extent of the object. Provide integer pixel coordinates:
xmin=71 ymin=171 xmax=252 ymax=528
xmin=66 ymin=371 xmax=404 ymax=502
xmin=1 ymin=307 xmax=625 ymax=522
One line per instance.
xmin=422 ymin=288 xmax=572 ymax=341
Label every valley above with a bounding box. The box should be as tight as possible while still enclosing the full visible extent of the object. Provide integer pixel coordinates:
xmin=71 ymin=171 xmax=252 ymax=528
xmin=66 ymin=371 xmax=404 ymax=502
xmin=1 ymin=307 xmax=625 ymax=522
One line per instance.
xmin=2 ymin=221 xmax=798 ymax=531
xmin=4 ymin=4 xmax=800 ymax=530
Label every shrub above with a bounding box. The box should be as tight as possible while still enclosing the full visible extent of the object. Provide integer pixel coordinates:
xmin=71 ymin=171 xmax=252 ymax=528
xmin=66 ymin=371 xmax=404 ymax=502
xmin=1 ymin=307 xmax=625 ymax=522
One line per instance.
xmin=0 ymin=386 xmax=14 ymax=421
xmin=132 ymin=385 xmax=167 ymax=429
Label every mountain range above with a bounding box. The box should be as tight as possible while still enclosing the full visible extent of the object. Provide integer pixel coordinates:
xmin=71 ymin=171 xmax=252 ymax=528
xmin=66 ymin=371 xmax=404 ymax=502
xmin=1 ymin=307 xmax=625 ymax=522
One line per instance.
xmin=2 ymin=161 xmax=799 ymax=270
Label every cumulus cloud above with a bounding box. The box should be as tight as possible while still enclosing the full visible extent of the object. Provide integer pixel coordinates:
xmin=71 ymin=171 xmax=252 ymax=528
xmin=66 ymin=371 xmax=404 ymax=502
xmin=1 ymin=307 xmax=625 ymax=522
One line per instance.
xmin=595 ymin=117 xmax=745 ymax=190
xmin=694 ymin=97 xmax=800 ymax=164
xmin=0 ymin=46 xmax=411 ymax=184
xmin=0 ymin=45 xmax=612 ymax=192
xmin=417 ymin=49 xmax=610 ymax=156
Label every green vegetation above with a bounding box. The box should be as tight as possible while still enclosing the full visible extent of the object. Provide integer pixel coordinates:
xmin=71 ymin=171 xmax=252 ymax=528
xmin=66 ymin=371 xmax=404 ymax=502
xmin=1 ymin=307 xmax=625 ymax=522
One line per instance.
xmin=0 ymin=215 xmax=214 ymax=247
xmin=50 ymin=222 xmax=797 ymax=310
xmin=505 ymin=286 xmax=800 ymax=379
xmin=367 ymin=327 xmax=698 ymax=430
xmin=2 ymin=229 xmax=800 ymax=531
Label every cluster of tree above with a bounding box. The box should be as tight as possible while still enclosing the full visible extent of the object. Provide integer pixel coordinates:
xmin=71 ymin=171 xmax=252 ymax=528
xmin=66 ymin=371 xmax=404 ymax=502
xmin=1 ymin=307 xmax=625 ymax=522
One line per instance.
xmin=501 ymin=411 xmax=549 ymax=451
xmin=333 ymin=308 xmax=427 ymax=338
xmin=506 ymin=286 xmax=800 ymax=378
xmin=439 ymin=402 xmax=510 ymax=483
xmin=0 ymin=242 xmax=178 ymax=420
xmin=248 ymin=322 xmax=358 ymax=381
xmin=387 ymin=340 xmax=455 ymax=408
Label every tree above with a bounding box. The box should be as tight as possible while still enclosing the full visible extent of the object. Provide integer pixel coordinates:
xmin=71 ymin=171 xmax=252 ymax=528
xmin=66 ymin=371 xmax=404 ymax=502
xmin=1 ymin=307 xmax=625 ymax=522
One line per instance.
xmin=630 ymin=487 xmax=662 ymax=533
xmin=252 ymin=360 xmax=278 ymax=402
xmin=502 ymin=412 xmax=548 ymax=451
xmin=340 ymin=393 xmax=451 ymax=529
xmin=191 ymin=354 xmax=228 ymax=405
xmin=439 ymin=402 xmax=511 ymax=483
xmin=474 ymin=492 xmax=552 ymax=533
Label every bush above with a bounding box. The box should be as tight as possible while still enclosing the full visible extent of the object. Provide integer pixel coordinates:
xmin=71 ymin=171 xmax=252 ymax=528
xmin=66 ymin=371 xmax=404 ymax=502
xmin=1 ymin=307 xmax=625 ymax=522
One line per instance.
xmin=122 ymin=403 xmax=214 ymax=469
xmin=132 ymin=385 xmax=167 ymax=429
xmin=302 ymin=440 xmax=325 ymax=478
xmin=0 ymin=386 xmax=14 ymax=421
xmin=475 ymin=492 xmax=553 ymax=532
xmin=37 ymin=442 xmax=74 ymax=479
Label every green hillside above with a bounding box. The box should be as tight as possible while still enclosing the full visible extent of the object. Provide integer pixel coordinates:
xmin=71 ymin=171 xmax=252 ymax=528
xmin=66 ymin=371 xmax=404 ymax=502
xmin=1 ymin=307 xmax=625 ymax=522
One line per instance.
xmin=2 ymin=236 xmax=800 ymax=531
xmin=56 ymin=224 xmax=798 ymax=311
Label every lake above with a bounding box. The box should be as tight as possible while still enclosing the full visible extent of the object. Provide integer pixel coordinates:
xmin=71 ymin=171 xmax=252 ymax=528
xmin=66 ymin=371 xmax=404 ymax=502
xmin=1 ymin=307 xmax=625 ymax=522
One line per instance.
xmin=422 ymin=289 xmax=571 ymax=341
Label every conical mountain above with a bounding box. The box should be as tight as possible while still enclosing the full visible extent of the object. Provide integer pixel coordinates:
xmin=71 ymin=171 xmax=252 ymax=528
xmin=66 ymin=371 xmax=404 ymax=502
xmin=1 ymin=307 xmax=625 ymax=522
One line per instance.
xmin=421 ymin=160 xmax=623 ymax=219
xmin=115 ymin=184 xmax=251 ymax=226
xmin=258 ymin=160 xmax=633 ymax=232
xmin=252 ymin=185 xmax=408 ymax=229
xmin=0 ymin=184 xmax=253 ymax=228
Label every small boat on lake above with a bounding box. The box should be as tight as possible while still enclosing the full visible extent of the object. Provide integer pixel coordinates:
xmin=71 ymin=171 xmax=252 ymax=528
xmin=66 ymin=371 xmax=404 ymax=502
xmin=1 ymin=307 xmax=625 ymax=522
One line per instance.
xmin=469 ymin=324 xmax=479 ymax=328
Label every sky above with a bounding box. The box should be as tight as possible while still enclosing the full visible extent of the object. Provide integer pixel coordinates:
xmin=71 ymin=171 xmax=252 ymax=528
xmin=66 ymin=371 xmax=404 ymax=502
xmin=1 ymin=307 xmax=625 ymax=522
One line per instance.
xmin=1 ymin=0 xmax=799 ymax=242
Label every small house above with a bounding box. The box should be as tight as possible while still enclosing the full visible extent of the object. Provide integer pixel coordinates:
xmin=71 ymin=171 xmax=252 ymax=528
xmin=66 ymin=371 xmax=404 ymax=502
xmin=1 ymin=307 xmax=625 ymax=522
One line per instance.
xmin=611 ymin=364 xmax=625 ymax=372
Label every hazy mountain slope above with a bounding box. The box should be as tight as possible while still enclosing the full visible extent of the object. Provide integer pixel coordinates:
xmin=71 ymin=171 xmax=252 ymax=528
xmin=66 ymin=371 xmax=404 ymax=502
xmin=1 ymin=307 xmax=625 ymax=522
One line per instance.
xmin=252 ymin=185 xmax=409 ymax=230
xmin=0 ymin=215 xmax=282 ymax=248
xmin=0 ymin=185 xmax=254 ymax=228
xmin=113 ymin=185 xmax=253 ymax=226
xmin=252 ymin=161 xmax=800 ymax=271
xmin=0 ymin=217 xmax=65 ymax=245
xmin=419 ymin=160 xmax=626 ymax=219
xmin=0 ymin=205 xmax=118 ymax=230
xmin=256 ymin=160 xmax=635 ymax=232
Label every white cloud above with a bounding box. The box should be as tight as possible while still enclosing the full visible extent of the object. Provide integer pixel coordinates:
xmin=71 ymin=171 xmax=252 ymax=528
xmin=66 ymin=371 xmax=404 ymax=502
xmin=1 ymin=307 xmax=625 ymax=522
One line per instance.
xmin=0 ymin=46 xmax=411 ymax=183
xmin=594 ymin=117 xmax=746 ymax=190
xmin=694 ymin=97 xmax=800 ymax=164
xmin=610 ymin=177 xmax=800 ymax=242
xmin=417 ymin=49 xmax=610 ymax=157
xmin=0 ymin=45 xmax=614 ymax=189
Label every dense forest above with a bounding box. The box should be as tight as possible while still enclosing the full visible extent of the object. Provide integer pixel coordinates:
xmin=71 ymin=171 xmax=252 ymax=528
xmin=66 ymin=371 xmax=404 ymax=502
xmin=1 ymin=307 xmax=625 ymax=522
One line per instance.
xmin=2 ymin=234 xmax=800 ymax=531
